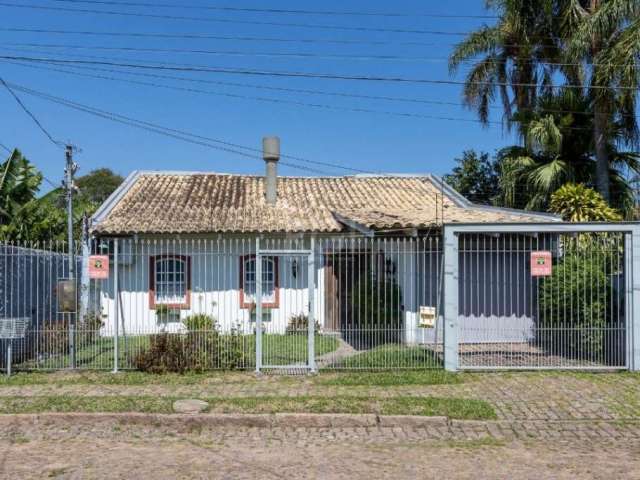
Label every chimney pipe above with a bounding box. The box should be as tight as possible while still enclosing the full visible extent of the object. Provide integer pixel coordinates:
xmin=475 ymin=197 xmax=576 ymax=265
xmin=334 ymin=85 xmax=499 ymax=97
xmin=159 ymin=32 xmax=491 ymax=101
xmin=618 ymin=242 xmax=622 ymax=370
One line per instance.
xmin=263 ymin=136 xmax=280 ymax=205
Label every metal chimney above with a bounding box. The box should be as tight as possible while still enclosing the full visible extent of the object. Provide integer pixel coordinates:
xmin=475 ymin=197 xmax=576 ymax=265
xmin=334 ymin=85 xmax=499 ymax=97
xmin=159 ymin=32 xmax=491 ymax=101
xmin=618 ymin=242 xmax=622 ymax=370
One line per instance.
xmin=263 ymin=136 xmax=280 ymax=205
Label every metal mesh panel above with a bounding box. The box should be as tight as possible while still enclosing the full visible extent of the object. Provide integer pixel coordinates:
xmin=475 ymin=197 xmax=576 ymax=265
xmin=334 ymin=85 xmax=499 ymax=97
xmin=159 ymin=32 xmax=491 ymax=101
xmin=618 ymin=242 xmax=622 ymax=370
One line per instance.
xmin=457 ymin=232 xmax=627 ymax=370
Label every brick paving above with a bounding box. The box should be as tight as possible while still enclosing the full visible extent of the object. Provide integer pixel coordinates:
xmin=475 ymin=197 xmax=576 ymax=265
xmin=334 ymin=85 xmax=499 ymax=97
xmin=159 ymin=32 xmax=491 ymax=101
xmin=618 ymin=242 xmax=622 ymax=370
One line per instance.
xmin=0 ymin=371 xmax=637 ymax=422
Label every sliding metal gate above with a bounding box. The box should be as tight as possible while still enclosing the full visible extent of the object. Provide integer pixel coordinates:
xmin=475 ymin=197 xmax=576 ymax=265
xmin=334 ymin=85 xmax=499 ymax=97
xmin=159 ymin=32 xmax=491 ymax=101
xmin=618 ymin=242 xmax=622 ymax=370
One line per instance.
xmin=443 ymin=223 xmax=640 ymax=371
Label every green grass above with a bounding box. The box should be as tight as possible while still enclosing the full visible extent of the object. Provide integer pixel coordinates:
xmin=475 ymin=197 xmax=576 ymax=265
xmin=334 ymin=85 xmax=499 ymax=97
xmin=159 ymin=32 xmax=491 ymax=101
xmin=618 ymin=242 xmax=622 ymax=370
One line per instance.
xmin=331 ymin=344 xmax=443 ymax=370
xmin=0 ymin=395 xmax=496 ymax=420
xmin=15 ymin=334 xmax=340 ymax=371
xmin=317 ymin=370 xmax=461 ymax=386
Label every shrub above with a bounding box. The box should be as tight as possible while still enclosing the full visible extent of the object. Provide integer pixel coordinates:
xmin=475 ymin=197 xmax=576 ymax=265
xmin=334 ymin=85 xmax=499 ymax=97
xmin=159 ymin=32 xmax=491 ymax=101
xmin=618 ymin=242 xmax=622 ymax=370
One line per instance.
xmin=134 ymin=323 xmax=246 ymax=373
xmin=183 ymin=313 xmax=215 ymax=332
xmin=348 ymin=274 xmax=403 ymax=348
xmin=285 ymin=314 xmax=320 ymax=335
xmin=538 ymin=237 xmax=618 ymax=360
xmin=133 ymin=334 xmax=187 ymax=374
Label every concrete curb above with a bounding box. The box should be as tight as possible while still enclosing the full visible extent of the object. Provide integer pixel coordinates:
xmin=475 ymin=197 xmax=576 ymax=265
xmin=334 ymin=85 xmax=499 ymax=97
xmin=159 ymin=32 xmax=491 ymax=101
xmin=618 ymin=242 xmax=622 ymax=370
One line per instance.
xmin=0 ymin=412 xmax=449 ymax=429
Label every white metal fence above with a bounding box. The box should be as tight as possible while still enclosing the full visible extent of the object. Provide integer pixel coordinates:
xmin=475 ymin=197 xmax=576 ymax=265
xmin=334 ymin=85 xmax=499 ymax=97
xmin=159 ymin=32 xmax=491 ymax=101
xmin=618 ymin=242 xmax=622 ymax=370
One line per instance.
xmin=1 ymin=226 xmax=637 ymax=373
xmin=0 ymin=236 xmax=445 ymax=372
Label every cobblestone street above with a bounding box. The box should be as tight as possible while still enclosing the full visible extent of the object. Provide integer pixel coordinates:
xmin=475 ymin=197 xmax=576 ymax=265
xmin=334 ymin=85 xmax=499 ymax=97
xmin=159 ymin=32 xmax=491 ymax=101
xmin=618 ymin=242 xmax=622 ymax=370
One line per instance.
xmin=0 ymin=371 xmax=638 ymax=478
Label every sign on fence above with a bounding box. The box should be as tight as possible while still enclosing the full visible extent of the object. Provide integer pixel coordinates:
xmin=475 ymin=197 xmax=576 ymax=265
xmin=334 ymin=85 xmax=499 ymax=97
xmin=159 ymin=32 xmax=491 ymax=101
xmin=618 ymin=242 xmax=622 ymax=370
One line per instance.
xmin=530 ymin=251 xmax=553 ymax=277
xmin=419 ymin=306 xmax=436 ymax=328
xmin=89 ymin=255 xmax=110 ymax=279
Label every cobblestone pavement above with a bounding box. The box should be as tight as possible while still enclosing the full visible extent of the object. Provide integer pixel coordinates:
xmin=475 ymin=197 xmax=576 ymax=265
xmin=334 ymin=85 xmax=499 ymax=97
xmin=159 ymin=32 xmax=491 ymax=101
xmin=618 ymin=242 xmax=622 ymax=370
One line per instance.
xmin=0 ymin=421 xmax=639 ymax=479
xmin=0 ymin=371 xmax=638 ymax=421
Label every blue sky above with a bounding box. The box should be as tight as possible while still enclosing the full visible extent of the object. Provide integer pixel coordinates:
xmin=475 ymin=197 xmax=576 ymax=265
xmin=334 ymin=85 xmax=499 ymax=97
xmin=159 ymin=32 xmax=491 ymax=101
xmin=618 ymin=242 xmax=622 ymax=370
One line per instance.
xmin=0 ymin=0 xmax=519 ymax=190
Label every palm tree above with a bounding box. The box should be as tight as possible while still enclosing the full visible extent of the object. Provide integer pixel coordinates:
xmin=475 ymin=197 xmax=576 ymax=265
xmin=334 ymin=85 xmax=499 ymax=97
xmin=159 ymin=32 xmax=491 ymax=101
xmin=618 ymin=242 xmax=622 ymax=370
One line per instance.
xmin=562 ymin=0 xmax=640 ymax=202
xmin=449 ymin=0 xmax=559 ymax=125
xmin=497 ymin=89 xmax=640 ymax=213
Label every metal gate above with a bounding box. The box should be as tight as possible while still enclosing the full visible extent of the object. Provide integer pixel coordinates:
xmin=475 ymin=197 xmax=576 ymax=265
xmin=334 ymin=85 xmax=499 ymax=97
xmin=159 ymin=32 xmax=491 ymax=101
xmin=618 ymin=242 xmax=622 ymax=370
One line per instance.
xmin=255 ymin=247 xmax=315 ymax=373
xmin=443 ymin=223 xmax=640 ymax=371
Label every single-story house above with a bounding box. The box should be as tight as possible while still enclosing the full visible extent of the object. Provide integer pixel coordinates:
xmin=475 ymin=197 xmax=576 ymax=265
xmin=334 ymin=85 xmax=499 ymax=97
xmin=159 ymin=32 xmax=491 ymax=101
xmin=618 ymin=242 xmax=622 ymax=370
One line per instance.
xmin=89 ymin=138 xmax=560 ymax=346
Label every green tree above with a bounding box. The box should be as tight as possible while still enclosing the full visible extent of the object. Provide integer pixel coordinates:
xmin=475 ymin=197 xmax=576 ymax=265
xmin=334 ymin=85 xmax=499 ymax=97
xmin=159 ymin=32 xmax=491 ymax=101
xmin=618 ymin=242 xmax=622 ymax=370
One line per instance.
xmin=449 ymin=0 xmax=558 ymax=125
xmin=0 ymin=152 xmax=123 ymax=242
xmin=562 ymin=0 xmax=640 ymax=202
xmin=76 ymin=168 xmax=124 ymax=205
xmin=443 ymin=150 xmax=500 ymax=204
xmin=549 ymin=183 xmax=622 ymax=221
xmin=496 ymin=90 xmax=639 ymax=212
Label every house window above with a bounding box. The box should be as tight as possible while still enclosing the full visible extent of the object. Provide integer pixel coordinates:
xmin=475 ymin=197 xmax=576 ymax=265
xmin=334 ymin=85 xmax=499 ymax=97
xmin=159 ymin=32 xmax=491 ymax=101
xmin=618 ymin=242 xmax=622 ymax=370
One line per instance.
xmin=240 ymin=255 xmax=279 ymax=308
xmin=149 ymin=255 xmax=191 ymax=309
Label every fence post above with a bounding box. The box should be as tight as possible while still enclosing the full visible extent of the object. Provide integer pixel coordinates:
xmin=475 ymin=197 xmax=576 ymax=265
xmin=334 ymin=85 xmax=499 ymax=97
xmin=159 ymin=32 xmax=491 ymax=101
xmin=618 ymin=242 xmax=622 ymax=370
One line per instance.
xmin=112 ymin=238 xmax=119 ymax=374
xmin=308 ymin=237 xmax=316 ymax=373
xmin=79 ymin=217 xmax=90 ymax=326
xmin=631 ymin=226 xmax=640 ymax=371
xmin=443 ymin=225 xmax=459 ymax=372
xmin=255 ymin=237 xmax=262 ymax=374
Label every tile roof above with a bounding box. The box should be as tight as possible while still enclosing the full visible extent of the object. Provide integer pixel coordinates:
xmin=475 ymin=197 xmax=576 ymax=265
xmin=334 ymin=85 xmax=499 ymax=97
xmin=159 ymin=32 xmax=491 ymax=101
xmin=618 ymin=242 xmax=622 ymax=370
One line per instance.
xmin=92 ymin=172 xmax=559 ymax=234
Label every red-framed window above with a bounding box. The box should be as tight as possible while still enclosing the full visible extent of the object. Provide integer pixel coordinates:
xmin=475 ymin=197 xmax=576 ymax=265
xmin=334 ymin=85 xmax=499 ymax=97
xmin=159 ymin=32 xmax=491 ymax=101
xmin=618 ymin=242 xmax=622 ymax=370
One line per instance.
xmin=149 ymin=255 xmax=191 ymax=310
xmin=239 ymin=255 xmax=279 ymax=309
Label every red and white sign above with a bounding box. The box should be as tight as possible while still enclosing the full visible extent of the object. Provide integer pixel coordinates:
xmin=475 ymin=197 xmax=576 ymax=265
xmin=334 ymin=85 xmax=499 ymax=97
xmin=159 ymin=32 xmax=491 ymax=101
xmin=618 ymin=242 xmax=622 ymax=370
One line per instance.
xmin=88 ymin=255 xmax=110 ymax=279
xmin=530 ymin=251 xmax=552 ymax=277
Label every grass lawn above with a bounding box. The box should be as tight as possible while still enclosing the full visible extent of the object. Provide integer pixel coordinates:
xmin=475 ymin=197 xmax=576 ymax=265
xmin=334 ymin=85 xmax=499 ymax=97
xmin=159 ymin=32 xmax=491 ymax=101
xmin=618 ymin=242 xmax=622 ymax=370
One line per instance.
xmin=0 ymin=395 xmax=496 ymax=420
xmin=15 ymin=334 xmax=340 ymax=371
xmin=317 ymin=370 xmax=462 ymax=386
xmin=330 ymin=344 xmax=443 ymax=370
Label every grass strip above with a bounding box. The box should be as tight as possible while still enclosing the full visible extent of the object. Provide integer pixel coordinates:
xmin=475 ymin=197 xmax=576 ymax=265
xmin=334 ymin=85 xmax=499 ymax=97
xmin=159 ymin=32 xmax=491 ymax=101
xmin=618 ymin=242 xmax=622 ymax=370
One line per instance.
xmin=0 ymin=395 xmax=496 ymax=420
xmin=317 ymin=371 xmax=462 ymax=386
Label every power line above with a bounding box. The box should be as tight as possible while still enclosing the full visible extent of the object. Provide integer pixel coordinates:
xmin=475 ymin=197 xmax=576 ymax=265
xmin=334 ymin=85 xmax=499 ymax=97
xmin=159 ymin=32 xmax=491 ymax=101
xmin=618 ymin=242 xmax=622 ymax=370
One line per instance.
xmin=3 ymin=80 xmax=369 ymax=175
xmin=4 ymin=53 xmax=637 ymax=124
xmin=2 ymin=54 xmax=637 ymax=91
xmin=0 ymin=59 xmax=508 ymax=125
xmin=0 ymin=27 xmax=458 ymax=47
xmin=0 ymin=27 xmax=561 ymax=50
xmin=51 ymin=0 xmax=499 ymax=19
xmin=0 ymin=76 xmax=63 ymax=148
xmin=5 ymin=59 xmax=632 ymax=132
xmin=0 ymin=2 xmax=471 ymax=36
xmin=7 ymin=41 xmax=640 ymax=68
xmin=0 ymin=141 xmax=11 ymax=153
xmin=3 ymin=57 xmax=472 ymax=109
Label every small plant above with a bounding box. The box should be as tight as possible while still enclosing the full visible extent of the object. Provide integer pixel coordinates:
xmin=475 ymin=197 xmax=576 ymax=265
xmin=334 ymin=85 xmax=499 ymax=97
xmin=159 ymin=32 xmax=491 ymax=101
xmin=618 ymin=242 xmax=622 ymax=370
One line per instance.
xmin=183 ymin=314 xmax=216 ymax=332
xmin=134 ymin=334 xmax=187 ymax=374
xmin=285 ymin=314 xmax=320 ymax=335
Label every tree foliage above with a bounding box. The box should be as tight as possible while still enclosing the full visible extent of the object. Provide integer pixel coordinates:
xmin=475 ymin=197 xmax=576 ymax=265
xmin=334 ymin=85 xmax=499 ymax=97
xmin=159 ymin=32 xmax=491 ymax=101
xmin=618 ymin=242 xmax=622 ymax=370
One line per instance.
xmin=443 ymin=150 xmax=500 ymax=204
xmin=449 ymin=0 xmax=640 ymax=206
xmin=549 ymin=183 xmax=622 ymax=221
xmin=0 ymin=150 xmax=123 ymax=242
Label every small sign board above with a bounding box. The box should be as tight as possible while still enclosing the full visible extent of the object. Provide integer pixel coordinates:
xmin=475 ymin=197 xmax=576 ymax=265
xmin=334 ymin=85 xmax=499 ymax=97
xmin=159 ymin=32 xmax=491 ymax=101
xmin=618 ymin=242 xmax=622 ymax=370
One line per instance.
xmin=419 ymin=306 xmax=436 ymax=328
xmin=89 ymin=255 xmax=110 ymax=280
xmin=0 ymin=317 xmax=29 ymax=340
xmin=57 ymin=280 xmax=77 ymax=313
xmin=530 ymin=251 xmax=553 ymax=277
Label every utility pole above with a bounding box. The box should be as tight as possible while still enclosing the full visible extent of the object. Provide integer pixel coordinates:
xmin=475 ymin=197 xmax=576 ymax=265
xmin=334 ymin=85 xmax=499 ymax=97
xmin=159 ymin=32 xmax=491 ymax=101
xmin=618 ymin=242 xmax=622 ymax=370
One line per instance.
xmin=63 ymin=144 xmax=78 ymax=368
xmin=64 ymin=145 xmax=78 ymax=278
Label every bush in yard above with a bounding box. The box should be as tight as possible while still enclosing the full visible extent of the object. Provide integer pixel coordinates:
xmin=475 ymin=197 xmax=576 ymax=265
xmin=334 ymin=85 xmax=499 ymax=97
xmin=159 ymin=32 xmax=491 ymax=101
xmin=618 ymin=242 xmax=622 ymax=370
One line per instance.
xmin=183 ymin=313 xmax=216 ymax=332
xmin=135 ymin=321 xmax=246 ymax=373
xmin=538 ymin=239 xmax=618 ymax=360
xmin=285 ymin=314 xmax=320 ymax=335
xmin=38 ymin=311 xmax=104 ymax=356
xmin=348 ymin=274 xmax=403 ymax=348
xmin=133 ymin=334 xmax=188 ymax=374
